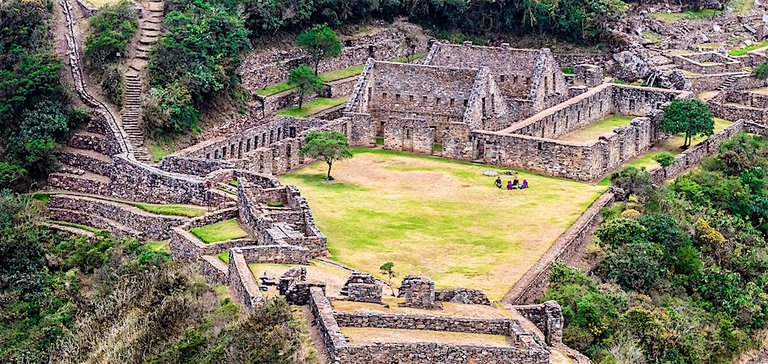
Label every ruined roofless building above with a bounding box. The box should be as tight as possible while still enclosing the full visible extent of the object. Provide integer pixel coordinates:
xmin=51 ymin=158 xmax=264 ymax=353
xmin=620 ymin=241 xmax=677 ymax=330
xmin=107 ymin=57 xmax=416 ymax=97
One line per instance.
xmin=424 ymin=42 xmax=569 ymax=125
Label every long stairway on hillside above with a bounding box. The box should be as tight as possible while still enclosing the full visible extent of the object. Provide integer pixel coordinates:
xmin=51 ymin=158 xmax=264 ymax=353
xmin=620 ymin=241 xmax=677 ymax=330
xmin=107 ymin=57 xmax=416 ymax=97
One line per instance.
xmin=121 ymin=0 xmax=164 ymax=162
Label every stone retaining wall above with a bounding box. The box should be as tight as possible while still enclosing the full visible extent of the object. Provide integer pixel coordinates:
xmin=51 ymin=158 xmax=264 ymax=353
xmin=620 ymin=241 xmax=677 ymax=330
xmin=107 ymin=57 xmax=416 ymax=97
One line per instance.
xmin=48 ymin=194 xmax=187 ymax=240
xmin=335 ymin=343 xmax=549 ymax=364
xmin=227 ymin=250 xmax=264 ymax=309
xmin=649 ymin=121 xmax=746 ymax=184
xmin=236 ymin=245 xmax=311 ymax=264
xmin=46 ymin=208 xmax=140 ymax=238
xmin=333 ymin=311 xmax=523 ymax=337
xmin=504 ymin=191 xmax=616 ymax=304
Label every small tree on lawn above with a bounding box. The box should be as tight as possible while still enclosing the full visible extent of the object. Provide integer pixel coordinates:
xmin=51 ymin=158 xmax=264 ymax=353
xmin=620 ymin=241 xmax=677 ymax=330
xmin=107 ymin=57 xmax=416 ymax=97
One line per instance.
xmin=296 ymin=24 xmax=341 ymax=75
xmin=300 ymin=131 xmax=352 ymax=180
xmin=288 ymin=64 xmax=323 ymax=109
xmin=379 ymin=262 xmax=397 ymax=296
xmin=660 ymin=99 xmax=714 ymax=149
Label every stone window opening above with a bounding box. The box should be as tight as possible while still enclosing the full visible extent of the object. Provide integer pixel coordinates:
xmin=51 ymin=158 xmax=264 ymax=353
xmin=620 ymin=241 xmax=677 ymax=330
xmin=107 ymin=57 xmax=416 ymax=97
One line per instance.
xmin=500 ymin=75 xmax=505 ymax=82
xmin=405 ymin=127 xmax=411 ymax=140
xmin=490 ymin=94 xmax=495 ymax=114
xmin=481 ymin=97 xmax=486 ymax=116
xmin=238 ymin=141 xmax=243 ymax=158
xmin=422 ymin=96 xmax=428 ymax=104
xmin=409 ymin=95 xmax=414 ymax=102
xmin=450 ymin=98 xmax=455 ymax=106
xmin=270 ymin=130 xmax=274 ymax=144
xmin=289 ymin=127 xmax=296 ymax=138
xmin=231 ymin=144 xmax=236 ymax=158
xmin=463 ymin=99 xmax=468 ymax=107
xmin=435 ymin=97 xmax=441 ymax=105
xmin=277 ymin=128 xmax=282 ymax=140
xmin=246 ymin=140 xmax=251 ymax=153
xmin=206 ymin=153 xmax=211 ymax=159
xmin=537 ymin=142 xmax=543 ymax=150
xmin=629 ymin=99 xmax=636 ymax=111
xmin=222 ymin=146 xmax=227 ymax=159
xmin=382 ymin=92 xmax=387 ymax=99
xmin=287 ymin=144 xmax=292 ymax=159
xmin=396 ymin=94 xmax=401 ymax=101
xmin=262 ymin=133 xmax=266 ymax=147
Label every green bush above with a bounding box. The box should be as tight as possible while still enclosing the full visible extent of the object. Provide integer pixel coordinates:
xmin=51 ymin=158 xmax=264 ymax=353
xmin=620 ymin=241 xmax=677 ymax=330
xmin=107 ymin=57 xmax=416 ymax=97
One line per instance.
xmin=753 ymin=62 xmax=768 ymax=80
xmin=100 ymin=63 xmax=124 ymax=106
xmin=653 ymin=151 xmax=676 ymax=167
xmin=84 ymin=0 xmax=137 ymax=68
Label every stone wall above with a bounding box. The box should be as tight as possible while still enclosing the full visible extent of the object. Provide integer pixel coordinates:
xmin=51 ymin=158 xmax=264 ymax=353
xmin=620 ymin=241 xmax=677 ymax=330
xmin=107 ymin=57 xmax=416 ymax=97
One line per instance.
xmin=309 ymin=286 xmax=348 ymax=361
xmin=649 ymin=121 xmax=746 ymax=184
xmin=110 ymin=155 xmax=212 ymax=205
xmin=238 ymin=23 xmax=426 ymax=91
xmin=47 ymin=194 xmax=187 ymax=240
xmin=227 ymin=250 xmax=264 ymax=309
xmin=513 ymin=301 xmax=564 ymax=345
xmin=434 ymin=288 xmax=491 ymax=305
xmin=236 ymin=245 xmax=311 ymax=265
xmin=673 ymin=52 xmax=743 ymax=74
xmin=504 ymin=191 xmax=616 ymax=304
xmin=333 ymin=311 xmax=523 ymax=337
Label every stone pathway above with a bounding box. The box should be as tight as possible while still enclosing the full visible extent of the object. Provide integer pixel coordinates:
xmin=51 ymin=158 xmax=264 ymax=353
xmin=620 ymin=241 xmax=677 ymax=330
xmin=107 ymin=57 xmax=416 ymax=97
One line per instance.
xmin=121 ymin=0 xmax=164 ymax=162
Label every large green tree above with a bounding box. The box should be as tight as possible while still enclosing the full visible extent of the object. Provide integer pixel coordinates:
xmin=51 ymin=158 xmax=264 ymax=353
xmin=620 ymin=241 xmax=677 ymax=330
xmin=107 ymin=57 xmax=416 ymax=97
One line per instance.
xmin=660 ymin=99 xmax=715 ymax=148
xmin=296 ymin=24 xmax=341 ymax=75
xmin=288 ymin=64 xmax=323 ymax=109
xmin=300 ymin=131 xmax=352 ymax=180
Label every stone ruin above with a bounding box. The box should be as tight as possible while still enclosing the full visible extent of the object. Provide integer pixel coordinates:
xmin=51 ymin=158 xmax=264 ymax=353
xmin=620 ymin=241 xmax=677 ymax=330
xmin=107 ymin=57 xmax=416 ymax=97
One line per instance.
xmin=278 ymin=266 xmax=326 ymax=305
xmin=397 ymin=275 xmax=442 ymax=310
xmin=340 ymin=272 xmax=383 ymax=304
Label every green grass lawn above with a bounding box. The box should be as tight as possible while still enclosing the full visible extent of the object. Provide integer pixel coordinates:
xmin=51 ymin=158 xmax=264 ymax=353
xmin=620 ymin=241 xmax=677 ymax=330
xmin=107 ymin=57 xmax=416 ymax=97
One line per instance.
xmin=729 ymin=41 xmax=768 ymax=57
xmin=52 ymin=221 xmax=104 ymax=234
xmin=146 ymin=141 xmax=173 ymax=163
xmin=651 ymin=9 xmax=720 ymax=22
xmin=280 ymin=148 xmax=606 ymax=300
xmin=560 ymin=115 xmax=635 ymax=142
xmin=147 ymin=240 xmax=170 ymax=252
xmin=390 ymin=53 xmax=426 ymax=63
xmin=217 ymin=251 xmax=230 ymax=263
xmin=319 ymin=65 xmax=365 ymax=83
xmin=598 ymin=118 xmax=733 ymax=185
xmin=276 ymin=96 xmax=349 ymax=117
xmin=133 ymin=203 xmax=207 ymax=218
xmin=190 ymin=218 xmax=249 ymax=244
xmin=256 ymin=82 xmax=298 ymax=97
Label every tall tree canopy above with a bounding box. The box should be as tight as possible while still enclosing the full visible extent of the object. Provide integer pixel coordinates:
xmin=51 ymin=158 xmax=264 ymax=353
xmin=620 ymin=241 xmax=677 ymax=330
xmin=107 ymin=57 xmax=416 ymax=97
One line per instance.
xmin=660 ymin=99 xmax=715 ymax=148
xmin=296 ymin=24 xmax=341 ymax=74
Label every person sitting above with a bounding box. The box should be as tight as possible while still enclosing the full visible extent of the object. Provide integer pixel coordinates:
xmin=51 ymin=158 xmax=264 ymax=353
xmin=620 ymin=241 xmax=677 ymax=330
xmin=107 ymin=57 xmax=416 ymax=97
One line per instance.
xmin=495 ymin=177 xmax=502 ymax=189
xmin=520 ymin=179 xmax=529 ymax=189
xmin=506 ymin=180 xmax=513 ymax=190
xmin=511 ymin=178 xmax=520 ymax=189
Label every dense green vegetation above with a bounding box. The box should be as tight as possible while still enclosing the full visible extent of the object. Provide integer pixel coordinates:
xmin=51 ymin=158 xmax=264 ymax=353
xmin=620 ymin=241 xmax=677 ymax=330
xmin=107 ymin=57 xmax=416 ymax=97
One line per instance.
xmin=754 ymin=62 xmax=768 ymax=80
xmin=0 ymin=0 xmax=89 ymax=190
xmin=145 ymin=0 xmax=250 ymax=134
xmin=660 ymin=99 xmax=714 ymax=148
xmin=546 ymin=133 xmax=768 ymax=363
xmin=0 ymin=191 xmax=316 ymax=362
xmin=84 ymin=0 xmax=137 ymax=106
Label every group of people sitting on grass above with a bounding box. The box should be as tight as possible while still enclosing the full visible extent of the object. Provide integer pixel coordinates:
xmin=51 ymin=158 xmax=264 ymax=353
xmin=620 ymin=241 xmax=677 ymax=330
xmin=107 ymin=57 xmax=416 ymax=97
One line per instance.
xmin=495 ymin=176 xmax=528 ymax=190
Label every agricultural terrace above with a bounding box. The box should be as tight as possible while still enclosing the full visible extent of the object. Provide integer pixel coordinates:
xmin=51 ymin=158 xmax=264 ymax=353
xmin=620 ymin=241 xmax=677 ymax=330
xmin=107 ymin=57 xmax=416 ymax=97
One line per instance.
xmin=281 ymin=149 xmax=606 ymax=300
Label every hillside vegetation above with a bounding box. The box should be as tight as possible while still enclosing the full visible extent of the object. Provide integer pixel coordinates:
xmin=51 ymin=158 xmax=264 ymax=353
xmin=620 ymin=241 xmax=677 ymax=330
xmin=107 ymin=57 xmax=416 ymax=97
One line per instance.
xmin=0 ymin=191 xmax=318 ymax=363
xmin=546 ymin=133 xmax=768 ymax=363
xmin=0 ymin=0 xmax=89 ymax=189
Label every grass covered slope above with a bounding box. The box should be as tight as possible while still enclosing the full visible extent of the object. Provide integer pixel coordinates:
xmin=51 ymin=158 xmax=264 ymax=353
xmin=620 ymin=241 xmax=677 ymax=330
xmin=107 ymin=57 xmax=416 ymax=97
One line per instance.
xmin=281 ymin=148 xmax=606 ymax=300
xmin=190 ymin=218 xmax=249 ymax=243
xmin=560 ymin=115 xmax=634 ymax=142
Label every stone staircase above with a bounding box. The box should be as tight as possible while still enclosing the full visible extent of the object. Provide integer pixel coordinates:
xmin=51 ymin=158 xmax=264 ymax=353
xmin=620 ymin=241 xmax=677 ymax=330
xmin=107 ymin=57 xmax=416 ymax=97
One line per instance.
xmin=120 ymin=0 xmax=164 ymax=162
xmin=717 ymin=75 xmax=738 ymax=91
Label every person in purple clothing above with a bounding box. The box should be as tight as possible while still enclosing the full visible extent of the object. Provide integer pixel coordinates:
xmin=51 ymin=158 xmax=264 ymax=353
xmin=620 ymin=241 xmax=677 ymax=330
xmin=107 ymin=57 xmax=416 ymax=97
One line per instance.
xmin=506 ymin=180 xmax=513 ymax=190
xmin=520 ymin=179 xmax=529 ymax=189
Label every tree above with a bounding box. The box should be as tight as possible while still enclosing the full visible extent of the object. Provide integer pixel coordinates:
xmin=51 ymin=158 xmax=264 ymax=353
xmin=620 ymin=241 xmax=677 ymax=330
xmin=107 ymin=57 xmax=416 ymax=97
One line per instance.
xmin=288 ymin=64 xmax=323 ymax=109
xmin=660 ymin=99 xmax=715 ymax=148
xmin=300 ymin=131 xmax=353 ymax=180
xmin=296 ymin=24 xmax=341 ymax=74
xmin=609 ymin=166 xmax=654 ymax=201
xmin=379 ymin=261 xmax=397 ymax=295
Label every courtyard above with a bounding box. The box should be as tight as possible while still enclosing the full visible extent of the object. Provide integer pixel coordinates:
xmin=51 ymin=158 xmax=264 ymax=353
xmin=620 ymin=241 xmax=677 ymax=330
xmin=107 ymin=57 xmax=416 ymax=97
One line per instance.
xmin=281 ymin=148 xmax=606 ymax=300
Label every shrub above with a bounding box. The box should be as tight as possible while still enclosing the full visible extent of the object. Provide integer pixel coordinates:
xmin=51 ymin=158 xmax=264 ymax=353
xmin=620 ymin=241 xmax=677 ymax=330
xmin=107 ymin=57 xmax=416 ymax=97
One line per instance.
xmin=653 ymin=151 xmax=675 ymax=167
xmin=610 ymin=166 xmax=654 ymax=201
xmin=753 ymin=62 xmax=768 ymax=80
xmin=84 ymin=0 xmax=137 ymax=68
xmin=99 ymin=63 xmax=124 ymax=106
